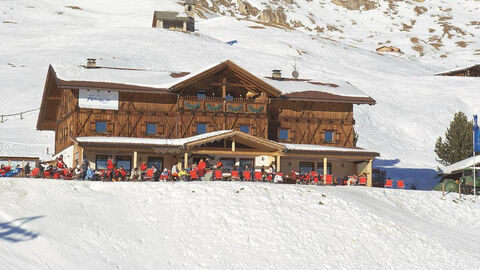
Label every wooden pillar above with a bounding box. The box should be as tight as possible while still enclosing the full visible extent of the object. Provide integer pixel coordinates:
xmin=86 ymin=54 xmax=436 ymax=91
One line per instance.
xmin=184 ymin=152 xmax=188 ymax=169
xmin=182 ymin=21 xmax=187 ymax=31
xmin=133 ymin=151 xmax=138 ymax=170
xmin=232 ymin=139 xmax=236 ymax=152
xmin=222 ymin=76 xmax=227 ymax=98
xmin=367 ymin=159 xmax=373 ymax=187
xmin=323 ymin=157 xmax=327 ymax=184
xmin=276 ymin=155 xmax=281 ymax=172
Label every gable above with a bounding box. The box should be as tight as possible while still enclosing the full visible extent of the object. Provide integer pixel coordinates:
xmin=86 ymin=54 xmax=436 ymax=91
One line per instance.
xmin=169 ymin=60 xmax=282 ymax=98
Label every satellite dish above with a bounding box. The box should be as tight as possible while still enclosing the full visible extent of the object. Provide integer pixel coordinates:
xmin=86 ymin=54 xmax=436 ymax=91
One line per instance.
xmin=292 ymin=70 xmax=299 ymax=79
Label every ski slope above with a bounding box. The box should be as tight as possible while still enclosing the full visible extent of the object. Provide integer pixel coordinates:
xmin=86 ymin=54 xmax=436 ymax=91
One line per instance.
xmin=0 ymin=0 xmax=479 ymax=188
xmin=0 ymin=179 xmax=479 ymax=269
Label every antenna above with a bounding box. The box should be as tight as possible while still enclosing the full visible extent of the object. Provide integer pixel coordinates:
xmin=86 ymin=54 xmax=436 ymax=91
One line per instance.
xmin=292 ymin=59 xmax=299 ymax=79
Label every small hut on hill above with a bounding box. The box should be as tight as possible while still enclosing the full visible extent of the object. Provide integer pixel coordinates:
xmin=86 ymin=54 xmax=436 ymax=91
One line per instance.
xmin=436 ymin=64 xmax=480 ymax=77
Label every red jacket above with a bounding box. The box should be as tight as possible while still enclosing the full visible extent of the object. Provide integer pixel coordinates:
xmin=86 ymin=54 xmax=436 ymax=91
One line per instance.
xmin=198 ymin=161 xmax=206 ymax=170
xmin=107 ymin=159 xmax=114 ymax=170
xmin=141 ymin=163 xmax=147 ymax=171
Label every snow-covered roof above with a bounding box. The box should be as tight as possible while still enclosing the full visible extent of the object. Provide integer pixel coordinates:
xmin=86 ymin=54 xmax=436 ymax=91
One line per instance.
xmin=51 ymin=61 xmax=371 ymax=99
xmin=441 ymin=156 xmax=480 ymax=174
xmin=76 ymin=130 xmax=232 ymax=147
xmin=262 ymin=77 xmax=370 ymax=98
xmin=282 ymin=143 xmax=378 ymax=154
xmin=52 ymin=64 xmax=194 ymax=89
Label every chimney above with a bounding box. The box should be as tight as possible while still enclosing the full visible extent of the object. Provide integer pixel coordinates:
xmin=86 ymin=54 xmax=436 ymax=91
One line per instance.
xmin=272 ymin=69 xmax=282 ymax=79
xmin=86 ymin=58 xmax=96 ymax=68
xmin=184 ymin=0 xmax=196 ymax=18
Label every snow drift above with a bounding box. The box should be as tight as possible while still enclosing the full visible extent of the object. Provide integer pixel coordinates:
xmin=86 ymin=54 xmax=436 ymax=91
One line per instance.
xmin=0 ymin=179 xmax=479 ymax=269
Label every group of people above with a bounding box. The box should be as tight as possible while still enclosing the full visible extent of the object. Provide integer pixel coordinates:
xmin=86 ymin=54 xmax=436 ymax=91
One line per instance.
xmin=2 ymin=156 xmax=367 ymax=186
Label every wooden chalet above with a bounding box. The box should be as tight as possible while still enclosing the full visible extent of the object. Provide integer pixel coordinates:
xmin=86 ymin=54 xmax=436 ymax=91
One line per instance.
xmin=37 ymin=59 xmax=379 ymax=185
xmin=152 ymin=1 xmax=196 ymax=32
xmin=436 ymin=64 xmax=480 ymax=77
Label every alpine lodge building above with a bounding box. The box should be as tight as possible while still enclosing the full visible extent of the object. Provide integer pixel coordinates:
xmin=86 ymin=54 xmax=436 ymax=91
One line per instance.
xmin=37 ymin=59 xmax=379 ymax=185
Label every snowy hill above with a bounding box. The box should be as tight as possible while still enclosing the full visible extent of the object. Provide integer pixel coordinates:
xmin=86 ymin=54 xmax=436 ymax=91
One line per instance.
xmin=1 ymin=0 xmax=480 ymax=188
xmin=0 ymin=179 xmax=479 ymax=269
xmin=199 ymin=0 xmax=480 ymax=59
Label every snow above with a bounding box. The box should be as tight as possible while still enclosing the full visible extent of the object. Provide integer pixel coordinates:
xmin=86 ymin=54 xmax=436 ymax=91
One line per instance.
xmin=441 ymin=156 xmax=480 ymax=175
xmin=0 ymin=0 xmax=479 ymax=190
xmin=53 ymin=63 xmax=369 ymax=98
xmin=262 ymin=77 xmax=371 ymax=97
xmin=76 ymin=130 xmax=233 ymax=146
xmin=282 ymin=143 xmax=376 ymax=153
xmin=1 ymin=179 xmax=480 ymax=269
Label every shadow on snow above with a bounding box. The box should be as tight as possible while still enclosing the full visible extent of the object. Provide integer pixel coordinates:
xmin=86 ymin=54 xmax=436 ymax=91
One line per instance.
xmin=374 ymin=159 xmax=440 ymax=190
xmin=0 ymin=216 xmax=43 ymax=243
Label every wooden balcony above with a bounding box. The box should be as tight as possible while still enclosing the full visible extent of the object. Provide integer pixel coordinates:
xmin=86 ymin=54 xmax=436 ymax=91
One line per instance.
xmin=178 ymin=96 xmax=267 ymax=115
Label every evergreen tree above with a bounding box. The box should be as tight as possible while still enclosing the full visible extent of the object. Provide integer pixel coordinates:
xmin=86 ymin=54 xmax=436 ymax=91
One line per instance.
xmin=435 ymin=112 xmax=473 ymax=166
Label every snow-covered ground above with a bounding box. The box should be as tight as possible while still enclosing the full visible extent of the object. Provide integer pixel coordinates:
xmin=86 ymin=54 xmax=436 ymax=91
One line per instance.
xmin=1 ymin=0 xmax=480 ymax=189
xmin=0 ymin=178 xmax=479 ymax=269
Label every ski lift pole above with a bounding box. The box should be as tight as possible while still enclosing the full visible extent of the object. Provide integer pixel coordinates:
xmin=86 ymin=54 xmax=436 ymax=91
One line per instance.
xmin=474 ymin=115 xmax=477 ymax=197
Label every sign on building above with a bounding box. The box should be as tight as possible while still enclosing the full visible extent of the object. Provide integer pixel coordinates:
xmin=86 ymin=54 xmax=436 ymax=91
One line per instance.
xmin=79 ymin=89 xmax=119 ymax=110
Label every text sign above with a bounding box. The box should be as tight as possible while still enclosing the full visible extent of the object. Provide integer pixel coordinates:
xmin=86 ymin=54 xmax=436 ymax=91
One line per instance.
xmin=79 ymin=89 xmax=119 ymax=110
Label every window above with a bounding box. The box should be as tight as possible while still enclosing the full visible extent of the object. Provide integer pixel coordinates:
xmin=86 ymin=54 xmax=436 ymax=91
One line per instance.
xmin=239 ymin=158 xmax=254 ymax=170
xmin=279 ymin=129 xmax=288 ymax=140
xmin=197 ymin=123 xmax=207 ymax=135
xmin=95 ymin=121 xmax=107 ymax=133
xmin=146 ymin=123 xmax=157 ymax=135
xmin=116 ymin=156 xmax=132 ymax=172
xmin=197 ymin=90 xmax=206 ymax=100
xmin=239 ymin=125 xmax=250 ymax=133
xmin=95 ymin=155 xmax=109 ymax=170
xmin=220 ymin=158 xmax=236 ymax=172
xmin=317 ymin=162 xmax=332 ymax=175
xmin=324 ymin=131 xmax=334 ymax=143
xmin=299 ymin=162 xmax=314 ymax=175
xmin=148 ymin=157 xmax=163 ymax=171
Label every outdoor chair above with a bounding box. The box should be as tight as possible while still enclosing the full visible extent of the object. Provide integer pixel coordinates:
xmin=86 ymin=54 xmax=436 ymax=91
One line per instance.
xmin=190 ymin=170 xmax=199 ymax=181
xmin=243 ymin=171 xmax=252 ymax=181
xmin=385 ymin=179 xmax=394 ymax=188
xmin=324 ymin=175 xmax=333 ymax=185
xmin=397 ymin=180 xmax=405 ymax=189
xmin=214 ymin=170 xmax=223 ymax=180
xmin=358 ymin=177 xmax=367 ymax=186
xmin=231 ymin=170 xmax=239 ymax=180
xmin=144 ymin=169 xmax=154 ymax=181
xmin=254 ymin=171 xmax=262 ymax=181
xmin=311 ymin=171 xmax=319 ymax=184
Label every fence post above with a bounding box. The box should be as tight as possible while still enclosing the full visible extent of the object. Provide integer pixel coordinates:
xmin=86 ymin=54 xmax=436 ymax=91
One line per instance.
xmin=442 ymin=182 xmax=445 ymax=197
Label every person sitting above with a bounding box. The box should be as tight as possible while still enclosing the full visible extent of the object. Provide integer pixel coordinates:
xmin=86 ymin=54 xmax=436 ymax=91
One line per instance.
xmin=130 ymin=167 xmax=141 ymax=181
xmin=74 ymin=165 xmax=82 ymax=180
xmin=160 ymin=168 xmax=169 ymax=181
xmin=24 ymin=162 xmax=31 ymax=177
xmin=171 ymin=164 xmax=178 ymax=181
xmin=56 ymin=154 xmax=66 ymax=169
xmin=85 ymin=167 xmax=95 ymax=181
xmin=216 ymin=160 xmax=223 ymax=171
xmin=178 ymin=169 xmax=189 ymax=181
xmin=113 ymin=166 xmax=126 ymax=181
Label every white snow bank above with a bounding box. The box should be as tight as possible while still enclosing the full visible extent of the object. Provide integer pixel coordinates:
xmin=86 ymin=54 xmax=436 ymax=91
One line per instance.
xmin=0 ymin=179 xmax=479 ymax=269
xmin=263 ymin=77 xmax=371 ymax=97
xmin=441 ymin=156 xmax=480 ymax=175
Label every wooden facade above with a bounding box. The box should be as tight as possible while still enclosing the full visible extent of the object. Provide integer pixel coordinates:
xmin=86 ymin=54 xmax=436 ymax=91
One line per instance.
xmin=37 ymin=60 xmax=376 ymax=163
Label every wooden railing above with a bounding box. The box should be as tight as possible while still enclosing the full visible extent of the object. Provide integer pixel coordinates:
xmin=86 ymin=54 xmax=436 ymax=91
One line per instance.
xmin=179 ymin=96 xmax=267 ymax=115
